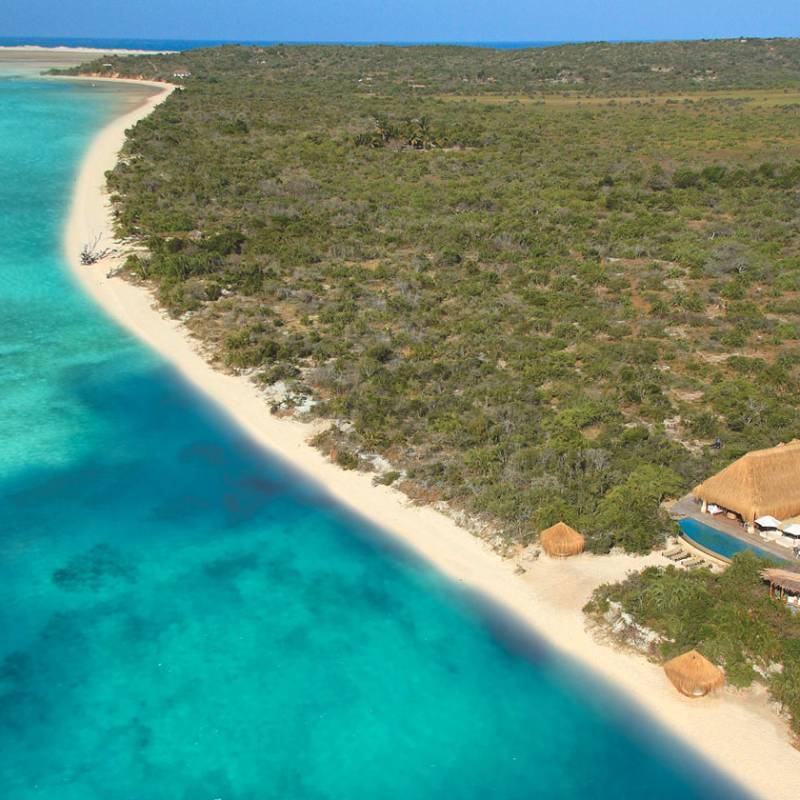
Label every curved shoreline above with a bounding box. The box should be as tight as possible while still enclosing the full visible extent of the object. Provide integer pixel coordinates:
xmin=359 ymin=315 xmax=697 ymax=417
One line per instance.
xmin=63 ymin=75 xmax=800 ymax=799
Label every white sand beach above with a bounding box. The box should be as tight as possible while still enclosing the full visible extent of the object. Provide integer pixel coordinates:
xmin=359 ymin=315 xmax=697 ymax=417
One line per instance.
xmin=0 ymin=45 xmax=174 ymax=55
xmin=0 ymin=46 xmax=174 ymax=75
xmin=64 ymin=75 xmax=800 ymax=799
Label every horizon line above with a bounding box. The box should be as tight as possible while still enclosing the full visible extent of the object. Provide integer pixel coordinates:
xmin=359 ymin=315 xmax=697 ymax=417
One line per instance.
xmin=2 ymin=34 xmax=798 ymax=47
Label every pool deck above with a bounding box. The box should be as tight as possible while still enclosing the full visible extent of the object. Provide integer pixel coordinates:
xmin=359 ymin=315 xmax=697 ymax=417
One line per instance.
xmin=669 ymin=494 xmax=798 ymax=565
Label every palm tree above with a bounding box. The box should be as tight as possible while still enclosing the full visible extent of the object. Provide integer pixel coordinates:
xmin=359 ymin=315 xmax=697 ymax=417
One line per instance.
xmin=372 ymin=113 xmax=394 ymax=143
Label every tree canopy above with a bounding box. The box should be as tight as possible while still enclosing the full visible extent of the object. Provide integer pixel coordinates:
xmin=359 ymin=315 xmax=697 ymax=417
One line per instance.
xmin=58 ymin=40 xmax=800 ymax=551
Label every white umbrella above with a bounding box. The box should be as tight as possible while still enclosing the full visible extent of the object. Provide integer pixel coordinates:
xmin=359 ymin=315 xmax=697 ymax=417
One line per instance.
xmin=755 ymin=515 xmax=782 ymax=530
xmin=783 ymin=524 xmax=800 ymax=538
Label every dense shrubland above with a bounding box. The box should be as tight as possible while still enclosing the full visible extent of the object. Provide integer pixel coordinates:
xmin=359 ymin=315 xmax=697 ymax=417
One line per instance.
xmin=59 ymin=41 xmax=800 ymax=552
xmin=586 ymin=552 xmax=800 ymax=734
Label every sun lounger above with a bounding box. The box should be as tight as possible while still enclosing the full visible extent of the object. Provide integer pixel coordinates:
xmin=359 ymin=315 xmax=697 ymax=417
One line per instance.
xmin=683 ymin=557 xmax=705 ymax=569
xmin=663 ymin=546 xmax=684 ymax=558
xmin=667 ymin=550 xmax=691 ymax=561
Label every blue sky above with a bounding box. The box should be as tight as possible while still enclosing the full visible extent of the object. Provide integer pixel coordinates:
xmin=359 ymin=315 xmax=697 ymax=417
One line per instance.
xmin=4 ymin=0 xmax=799 ymax=43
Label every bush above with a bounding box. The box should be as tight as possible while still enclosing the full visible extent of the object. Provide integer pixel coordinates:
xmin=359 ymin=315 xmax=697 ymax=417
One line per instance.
xmin=587 ymin=552 xmax=800 ymax=731
xmin=596 ymin=465 xmax=684 ymax=552
xmin=334 ymin=449 xmax=359 ymax=470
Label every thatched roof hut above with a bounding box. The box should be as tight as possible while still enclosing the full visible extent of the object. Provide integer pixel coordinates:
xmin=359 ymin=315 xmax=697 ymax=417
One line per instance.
xmin=693 ymin=439 xmax=800 ymax=523
xmin=663 ymin=650 xmax=724 ymax=697
xmin=762 ymin=568 xmax=800 ymax=596
xmin=539 ymin=522 xmax=585 ymax=558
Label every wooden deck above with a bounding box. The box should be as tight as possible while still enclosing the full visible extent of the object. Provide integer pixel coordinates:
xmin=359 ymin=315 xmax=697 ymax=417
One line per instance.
xmin=669 ymin=494 xmax=797 ymax=564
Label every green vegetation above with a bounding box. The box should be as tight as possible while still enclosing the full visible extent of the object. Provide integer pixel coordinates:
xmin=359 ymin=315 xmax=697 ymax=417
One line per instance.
xmin=58 ymin=40 xmax=800 ymax=552
xmin=585 ymin=553 xmax=800 ymax=733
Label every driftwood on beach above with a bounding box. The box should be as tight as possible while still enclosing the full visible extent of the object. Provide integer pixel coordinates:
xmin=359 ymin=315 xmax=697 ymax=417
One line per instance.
xmin=79 ymin=233 xmax=111 ymax=265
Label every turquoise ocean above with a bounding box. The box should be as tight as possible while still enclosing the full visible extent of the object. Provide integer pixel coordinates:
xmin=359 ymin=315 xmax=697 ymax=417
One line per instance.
xmin=0 ymin=69 xmax=750 ymax=799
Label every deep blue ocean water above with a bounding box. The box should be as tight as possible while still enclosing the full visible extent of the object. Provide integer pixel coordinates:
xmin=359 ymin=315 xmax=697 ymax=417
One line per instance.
xmin=0 ymin=69 xmax=751 ymax=799
xmin=0 ymin=36 xmax=566 ymax=51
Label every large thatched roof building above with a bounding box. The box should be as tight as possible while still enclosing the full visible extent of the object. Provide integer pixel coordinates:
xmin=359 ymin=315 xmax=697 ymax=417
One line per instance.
xmin=693 ymin=439 xmax=800 ymax=523
xmin=539 ymin=522 xmax=585 ymax=558
xmin=663 ymin=650 xmax=725 ymax=697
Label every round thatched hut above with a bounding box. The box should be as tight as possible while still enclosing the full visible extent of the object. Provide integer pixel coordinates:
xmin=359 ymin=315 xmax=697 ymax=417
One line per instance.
xmin=663 ymin=650 xmax=724 ymax=697
xmin=539 ymin=522 xmax=585 ymax=558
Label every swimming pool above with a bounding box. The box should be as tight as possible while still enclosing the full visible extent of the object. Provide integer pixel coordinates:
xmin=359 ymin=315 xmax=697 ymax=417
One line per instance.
xmin=678 ymin=518 xmax=787 ymax=564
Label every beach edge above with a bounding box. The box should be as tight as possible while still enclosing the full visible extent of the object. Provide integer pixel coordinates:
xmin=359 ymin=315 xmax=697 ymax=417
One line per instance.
xmin=63 ymin=74 xmax=800 ymax=800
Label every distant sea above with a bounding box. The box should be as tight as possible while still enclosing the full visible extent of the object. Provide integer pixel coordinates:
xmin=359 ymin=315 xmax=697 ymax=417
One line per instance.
xmin=0 ymin=36 xmax=567 ymax=51
xmin=0 ymin=58 xmax=750 ymax=799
